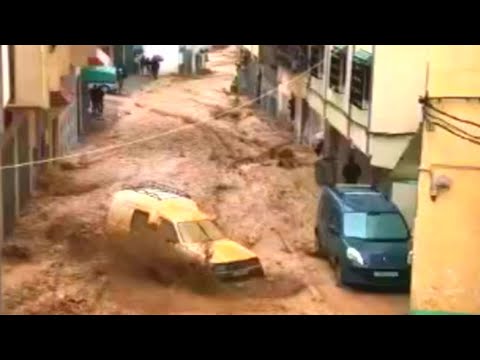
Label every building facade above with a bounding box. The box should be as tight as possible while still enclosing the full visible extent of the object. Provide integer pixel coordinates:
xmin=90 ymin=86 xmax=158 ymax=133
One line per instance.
xmin=0 ymin=45 xmax=91 ymax=242
xmin=242 ymin=44 xmax=480 ymax=314
xmin=411 ymin=45 xmax=480 ymax=315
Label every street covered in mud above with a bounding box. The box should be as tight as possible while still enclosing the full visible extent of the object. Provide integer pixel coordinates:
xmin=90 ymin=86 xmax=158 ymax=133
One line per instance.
xmin=2 ymin=46 xmax=409 ymax=315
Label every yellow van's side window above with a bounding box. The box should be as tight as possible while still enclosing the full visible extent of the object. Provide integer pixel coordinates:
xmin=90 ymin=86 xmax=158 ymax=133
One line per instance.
xmin=158 ymin=220 xmax=179 ymax=244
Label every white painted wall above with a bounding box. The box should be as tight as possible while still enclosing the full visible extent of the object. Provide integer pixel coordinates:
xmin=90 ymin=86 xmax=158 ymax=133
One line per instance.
xmin=370 ymin=45 xmax=427 ymax=133
xmin=391 ymin=181 xmax=418 ymax=229
xmin=1 ymin=45 xmax=10 ymax=107
xmin=143 ymin=45 xmax=180 ymax=74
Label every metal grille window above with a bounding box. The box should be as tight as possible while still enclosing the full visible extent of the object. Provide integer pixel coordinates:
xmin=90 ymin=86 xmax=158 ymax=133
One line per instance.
xmin=276 ymin=45 xmax=308 ymax=72
xmin=329 ymin=45 xmax=348 ymax=94
xmin=310 ymin=45 xmax=325 ymax=79
xmin=350 ymin=50 xmax=373 ymax=110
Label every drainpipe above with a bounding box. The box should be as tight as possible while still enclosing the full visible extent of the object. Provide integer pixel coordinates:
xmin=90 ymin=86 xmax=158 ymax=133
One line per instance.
xmin=13 ymin=123 xmax=20 ymax=218
xmin=366 ymin=45 xmax=375 ymax=156
xmin=366 ymin=45 xmax=376 ymax=183
xmin=346 ymin=45 xmax=353 ymax=140
xmin=0 ymin=47 xmax=3 ymax=314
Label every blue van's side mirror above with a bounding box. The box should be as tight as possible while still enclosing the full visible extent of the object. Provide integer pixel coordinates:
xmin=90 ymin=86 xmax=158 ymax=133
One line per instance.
xmin=315 ymin=158 xmax=336 ymax=186
xmin=328 ymin=224 xmax=339 ymax=235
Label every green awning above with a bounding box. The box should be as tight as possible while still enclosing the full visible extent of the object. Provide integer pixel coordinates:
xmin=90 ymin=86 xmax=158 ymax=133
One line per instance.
xmin=354 ymin=49 xmax=373 ymax=65
xmin=411 ymin=310 xmax=470 ymax=315
xmin=81 ymin=66 xmax=117 ymax=84
xmin=333 ymin=45 xmax=347 ymax=52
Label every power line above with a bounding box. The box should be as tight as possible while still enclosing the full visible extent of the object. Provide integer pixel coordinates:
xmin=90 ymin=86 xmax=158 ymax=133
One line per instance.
xmin=430 ymin=120 xmax=480 ymax=147
xmin=425 ymin=102 xmax=480 ymax=129
xmin=426 ymin=112 xmax=480 ymax=140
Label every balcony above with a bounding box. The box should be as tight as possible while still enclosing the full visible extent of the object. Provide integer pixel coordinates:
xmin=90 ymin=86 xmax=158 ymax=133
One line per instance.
xmin=275 ymin=45 xmax=308 ymax=73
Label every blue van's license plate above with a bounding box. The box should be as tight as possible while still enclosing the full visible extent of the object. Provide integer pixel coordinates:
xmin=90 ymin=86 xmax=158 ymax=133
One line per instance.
xmin=374 ymin=271 xmax=399 ymax=278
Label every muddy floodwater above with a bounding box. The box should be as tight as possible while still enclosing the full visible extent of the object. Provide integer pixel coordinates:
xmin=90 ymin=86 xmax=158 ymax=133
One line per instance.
xmin=2 ymin=47 xmax=409 ymax=315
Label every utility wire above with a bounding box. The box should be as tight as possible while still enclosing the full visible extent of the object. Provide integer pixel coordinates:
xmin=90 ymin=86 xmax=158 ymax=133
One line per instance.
xmin=0 ymin=54 xmax=322 ymax=171
xmin=429 ymin=120 xmax=480 ymax=147
xmin=425 ymin=112 xmax=480 ymax=140
xmin=425 ymin=102 xmax=480 ymax=129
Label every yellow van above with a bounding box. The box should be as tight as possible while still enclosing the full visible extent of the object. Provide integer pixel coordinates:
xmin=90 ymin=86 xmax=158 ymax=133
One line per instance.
xmin=106 ymin=186 xmax=264 ymax=280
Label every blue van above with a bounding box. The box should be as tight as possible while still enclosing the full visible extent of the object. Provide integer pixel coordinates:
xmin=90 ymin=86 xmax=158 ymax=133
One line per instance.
xmin=315 ymin=185 xmax=411 ymax=289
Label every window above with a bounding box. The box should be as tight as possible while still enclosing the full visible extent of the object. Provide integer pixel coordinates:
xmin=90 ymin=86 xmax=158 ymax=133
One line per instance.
xmin=310 ymin=45 xmax=325 ymax=79
xmin=350 ymin=50 xmax=372 ymax=110
xmin=130 ymin=210 xmax=156 ymax=239
xmin=276 ymin=45 xmax=308 ymax=72
xmin=178 ymin=220 xmax=224 ymax=244
xmin=158 ymin=220 xmax=179 ymax=244
xmin=329 ymin=207 xmax=341 ymax=233
xmin=329 ymin=45 xmax=348 ymax=94
xmin=343 ymin=212 xmax=409 ymax=241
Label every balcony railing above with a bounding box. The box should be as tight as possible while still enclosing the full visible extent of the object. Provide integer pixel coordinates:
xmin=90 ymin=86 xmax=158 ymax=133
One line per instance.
xmin=275 ymin=45 xmax=308 ymax=73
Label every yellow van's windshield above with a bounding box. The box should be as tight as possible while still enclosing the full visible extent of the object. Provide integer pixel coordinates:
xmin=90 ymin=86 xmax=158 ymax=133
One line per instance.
xmin=178 ymin=220 xmax=224 ymax=243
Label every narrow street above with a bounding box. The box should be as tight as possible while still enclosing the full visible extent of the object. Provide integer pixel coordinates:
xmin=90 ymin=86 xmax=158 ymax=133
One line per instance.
xmin=2 ymin=46 xmax=409 ymax=314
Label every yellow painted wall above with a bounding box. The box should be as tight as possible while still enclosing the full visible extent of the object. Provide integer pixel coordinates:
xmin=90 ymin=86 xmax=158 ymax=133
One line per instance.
xmin=47 ymin=45 xmax=73 ymax=92
xmin=71 ymin=45 xmax=97 ymax=66
xmin=412 ymin=99 xmax=480 ymax=314
xmin=412 ymin=46 xmax=480 ymax=313
xmin=14 ymin=45 xmax=49 ymax=108
xmin=427 ymin=46 xmax=480 ymax=97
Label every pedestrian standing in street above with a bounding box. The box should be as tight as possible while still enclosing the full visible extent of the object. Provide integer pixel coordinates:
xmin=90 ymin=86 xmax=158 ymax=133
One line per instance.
xmin=134 ymin=54 xmax=142 ymax=75
xmin=145 ymin=57 xmax=152 ymax=76
xmin=140 ymin=55 xmax=148 ymax=76
xmin=150 ymin=55 xmax=164 ymax=80
xmin=342 ymin=154 xmax=362 ymax=184
xmin=89 ymin=85 xmax=99 ymax=114
xmin=116 ymin=64 xmax=128 ymax=94
xmin=97 ymin=87 xmax=105 ymax=115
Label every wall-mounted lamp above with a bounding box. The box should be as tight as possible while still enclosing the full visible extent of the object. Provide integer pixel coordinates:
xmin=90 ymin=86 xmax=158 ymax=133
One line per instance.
xmin=430 ymin=174 xmax=452 ymax=201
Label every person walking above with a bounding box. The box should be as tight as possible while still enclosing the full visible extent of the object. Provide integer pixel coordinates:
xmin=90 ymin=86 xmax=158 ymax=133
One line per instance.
xmin=342 ymin=154 xmax=362 ymax=184
xmin=116 ymin=64 xmax=128 ymax=94
xmin=97 ymin=87 xmax=105 ymax=115
xmin=89 ymin=85 xmax=100 ymax=114
xmin=140 ymin=55 xmax=148 ymax=76
xmin=150 ymin=55 xmax=164 ymax=80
